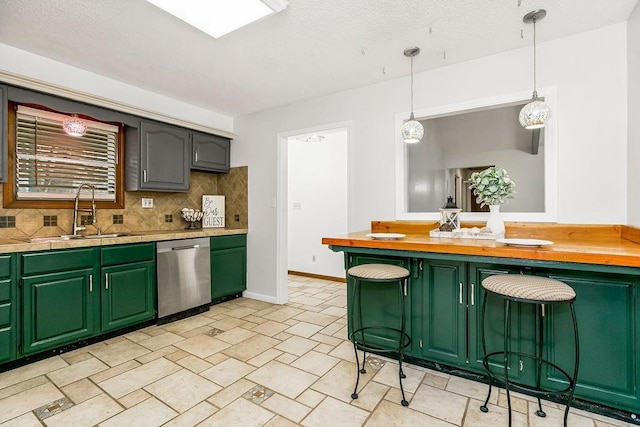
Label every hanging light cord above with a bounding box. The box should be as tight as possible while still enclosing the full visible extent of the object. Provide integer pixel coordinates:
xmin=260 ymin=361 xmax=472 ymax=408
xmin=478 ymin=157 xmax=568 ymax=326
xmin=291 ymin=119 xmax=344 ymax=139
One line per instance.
xmin=532 ymin=17 xmax=538 ymax=97
xmin=410 ymin=55 xmax=415 ymax=115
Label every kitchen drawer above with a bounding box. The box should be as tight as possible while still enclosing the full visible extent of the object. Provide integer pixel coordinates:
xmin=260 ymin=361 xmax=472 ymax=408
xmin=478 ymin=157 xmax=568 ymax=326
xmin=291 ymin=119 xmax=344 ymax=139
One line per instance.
xmin=101 ymin=243 xmax=155 ymax=266
xmin=21 ymin=248 xmax=98 ymax=276
xmin=0 ymin=255 xmax=10 ymax=279
xmin=210 ymin=234 xmax=246 ymax=251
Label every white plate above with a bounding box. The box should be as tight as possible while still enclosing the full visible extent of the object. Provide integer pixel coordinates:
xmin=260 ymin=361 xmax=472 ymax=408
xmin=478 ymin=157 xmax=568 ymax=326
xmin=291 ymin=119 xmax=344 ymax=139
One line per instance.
xmin=366 ymin=233 xmax=406 ymax=240
xmin=496 ymin=238 xmax=553 ymax=247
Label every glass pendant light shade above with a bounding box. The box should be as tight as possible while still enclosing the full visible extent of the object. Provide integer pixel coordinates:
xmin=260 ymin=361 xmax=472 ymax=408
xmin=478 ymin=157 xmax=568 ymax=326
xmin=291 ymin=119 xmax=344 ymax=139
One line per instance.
xmin=519 ymin=92 xmax=551 ymax=129
xmin=520 ymin=10 xmax=550 ymax=130
xmin=402 ymin=46 xmax=424 ymax=144
xmin=63 ymin=114 xmax=88 ymax=137
xmin=402 ymin=113 xmax=424 ymax=143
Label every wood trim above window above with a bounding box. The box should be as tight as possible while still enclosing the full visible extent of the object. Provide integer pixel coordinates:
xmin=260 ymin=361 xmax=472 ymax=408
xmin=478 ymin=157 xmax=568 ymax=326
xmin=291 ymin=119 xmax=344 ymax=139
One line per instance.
xmin=3 ymin=103 xmax=125 ymax=209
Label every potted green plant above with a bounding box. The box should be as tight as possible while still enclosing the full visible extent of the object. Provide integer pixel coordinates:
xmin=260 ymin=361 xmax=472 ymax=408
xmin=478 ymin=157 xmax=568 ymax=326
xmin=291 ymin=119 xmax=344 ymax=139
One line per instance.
xmin=468 ymin=166 xmax=516 ymax=235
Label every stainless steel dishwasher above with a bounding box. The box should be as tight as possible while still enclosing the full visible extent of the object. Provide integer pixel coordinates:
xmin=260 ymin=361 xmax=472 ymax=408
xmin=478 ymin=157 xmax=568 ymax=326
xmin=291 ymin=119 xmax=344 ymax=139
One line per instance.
xmin=157 ymin=237 xmax=211 ymax=320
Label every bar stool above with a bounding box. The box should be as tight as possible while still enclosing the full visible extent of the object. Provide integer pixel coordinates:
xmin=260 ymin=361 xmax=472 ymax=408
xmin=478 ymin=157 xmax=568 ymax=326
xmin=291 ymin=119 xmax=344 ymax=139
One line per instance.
xmin=479 ymin=274 xmax=579 ymax=427
xmin=347 ymin=263 xmax=411 ymax=406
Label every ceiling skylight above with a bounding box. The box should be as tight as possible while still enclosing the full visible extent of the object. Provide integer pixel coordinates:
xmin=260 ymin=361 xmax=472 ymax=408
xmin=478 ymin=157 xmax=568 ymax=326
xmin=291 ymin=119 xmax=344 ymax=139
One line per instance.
xmin=145 ymin=0 xmax=288 ymax=38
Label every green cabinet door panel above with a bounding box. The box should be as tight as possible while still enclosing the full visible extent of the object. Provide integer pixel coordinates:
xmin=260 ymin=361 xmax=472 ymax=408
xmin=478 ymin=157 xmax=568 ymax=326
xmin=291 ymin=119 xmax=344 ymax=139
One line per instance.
xmin=211 ymin=246 xmax=247 ymax=300
xmin=346 ymin=254 xmax=413 ymax=354
xmin=0 ymin=254 xmax=16 ymax=363
xmin=418 ymin=260 xmax=467 ymax=366
xmin=22 ymin=270 xmax=97 ymax=355
xmin=539 ymin=270 xmax=639 ymax=412
xmin=101 ymin=262 xmax=155 ymax=333
xmin=467 ymin=264 xmax=536 ymax=382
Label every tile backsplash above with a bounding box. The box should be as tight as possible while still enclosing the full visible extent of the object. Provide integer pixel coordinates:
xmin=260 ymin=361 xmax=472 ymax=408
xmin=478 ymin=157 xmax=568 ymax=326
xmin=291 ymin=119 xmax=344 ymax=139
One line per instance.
xmin=0 ymin=166 xmax=248 ymax=239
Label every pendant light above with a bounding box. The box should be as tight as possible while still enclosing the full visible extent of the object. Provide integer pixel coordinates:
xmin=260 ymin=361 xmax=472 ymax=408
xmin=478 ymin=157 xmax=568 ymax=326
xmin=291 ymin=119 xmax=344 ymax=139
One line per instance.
xmin=401 ymin=46 xmax=424 ymax=144
xmin=62 ymin=114 xmax=88 ymax=137
xmin=519 ymin=9 xmax=550 ymax=130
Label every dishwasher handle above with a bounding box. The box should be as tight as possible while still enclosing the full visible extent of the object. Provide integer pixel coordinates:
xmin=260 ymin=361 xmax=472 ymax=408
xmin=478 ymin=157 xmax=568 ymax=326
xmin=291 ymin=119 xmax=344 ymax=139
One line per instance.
xmin=157 ymin=244 xmax=201 ymax=254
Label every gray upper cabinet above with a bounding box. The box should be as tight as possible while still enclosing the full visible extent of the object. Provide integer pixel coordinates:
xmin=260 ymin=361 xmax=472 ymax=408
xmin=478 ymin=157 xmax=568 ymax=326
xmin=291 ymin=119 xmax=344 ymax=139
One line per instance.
xmin=0 ymin=85 xmax=7 ymax=183
xmin=126 ymin=121 xmax=191 ymax=191
xmin=191 ymin=132 xmax=230 ymax=173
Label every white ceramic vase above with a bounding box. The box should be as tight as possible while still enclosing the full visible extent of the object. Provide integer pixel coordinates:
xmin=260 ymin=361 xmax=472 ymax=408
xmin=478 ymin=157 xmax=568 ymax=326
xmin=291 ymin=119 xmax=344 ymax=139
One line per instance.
xmin=486 ymin=204 xmax=505 ymax=235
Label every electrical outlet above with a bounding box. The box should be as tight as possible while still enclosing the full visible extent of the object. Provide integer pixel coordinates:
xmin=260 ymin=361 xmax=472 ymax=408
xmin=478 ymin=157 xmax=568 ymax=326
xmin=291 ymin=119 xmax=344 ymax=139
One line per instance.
xmin=141 ymin=198 xmax=154 ymax=208
xmin=312 ymin=255 xmax=316 ymax=262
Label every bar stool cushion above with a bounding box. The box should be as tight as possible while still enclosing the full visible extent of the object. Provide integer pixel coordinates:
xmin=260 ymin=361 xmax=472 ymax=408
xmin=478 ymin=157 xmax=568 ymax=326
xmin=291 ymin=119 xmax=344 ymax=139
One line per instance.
xmin=347 ymin=264 xmax=410 ymax=280
xmin=482 ymin=274 xmax=575 ymax=302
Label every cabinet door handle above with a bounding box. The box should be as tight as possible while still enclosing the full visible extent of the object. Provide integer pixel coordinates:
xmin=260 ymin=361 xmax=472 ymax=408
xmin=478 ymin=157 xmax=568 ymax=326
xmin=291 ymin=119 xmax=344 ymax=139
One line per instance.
xmin=471 ymin=283 xmax=475 ymax=306
xmin=105 ymin=273 xmax=109 ymax=290
xmin=195 ymin=150 xmax=198 ymax=163
xmin=143 ymin=169 xmax=148 ymax=183
xmin=89 ymin=275 xmax=93 ymax=292
xmin=459 ymin=282 xmax=463 ymax=304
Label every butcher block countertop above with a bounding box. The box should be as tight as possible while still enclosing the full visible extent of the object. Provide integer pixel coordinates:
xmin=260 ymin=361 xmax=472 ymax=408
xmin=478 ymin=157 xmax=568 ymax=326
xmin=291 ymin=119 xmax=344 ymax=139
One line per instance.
xmin=322 ymin=221 xmax=640 ymax=268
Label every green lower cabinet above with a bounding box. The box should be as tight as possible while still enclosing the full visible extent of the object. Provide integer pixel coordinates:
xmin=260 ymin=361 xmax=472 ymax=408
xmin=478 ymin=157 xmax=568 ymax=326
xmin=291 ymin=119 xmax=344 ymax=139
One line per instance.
xmin=211 ymin=235 xmax=247 ymax=300
xmin=22 ymin=269 xmax=98 ymax=355
xmin=101 ymin=261 xmax=155 ymax=333
xmin=416 ymin=259 xmax=467 ymax=366
xmin=333 ymin=246 xmax=640 ymax=413
xmin=0 ymin=254 xmax=16 ymax=363
xmin=538 ymin=270 xmax=640 ymax=413
xmin=346 ymin=254 xmax=414 ymax=355
xmin=467 ymin=264 xmax=536 ymax=383
xmin=17 ymin=244 xmax=155 ymax=359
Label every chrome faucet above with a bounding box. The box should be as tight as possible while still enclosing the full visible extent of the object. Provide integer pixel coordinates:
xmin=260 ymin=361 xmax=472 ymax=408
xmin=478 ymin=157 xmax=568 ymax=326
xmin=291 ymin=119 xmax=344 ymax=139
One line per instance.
xmin=73 ymin=183 xmax=100 ymax=236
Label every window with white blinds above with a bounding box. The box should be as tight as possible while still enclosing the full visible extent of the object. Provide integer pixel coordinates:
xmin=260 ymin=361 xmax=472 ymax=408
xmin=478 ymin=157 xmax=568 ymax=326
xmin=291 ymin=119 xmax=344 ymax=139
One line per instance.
xmin=15 ymin=105 xmax=119 ymax=201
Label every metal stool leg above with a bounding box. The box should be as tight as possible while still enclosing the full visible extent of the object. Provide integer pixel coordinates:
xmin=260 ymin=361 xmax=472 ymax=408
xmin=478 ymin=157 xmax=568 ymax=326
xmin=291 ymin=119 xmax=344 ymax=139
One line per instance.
xmin=535 ymin=304 xmax=546 ymax=418
xmin=480 ymin=291 xmax=492 ymax=413
xmin=398 ymin=277 xmax=409 ymax=407
xmin=564 ymin=302 xmax=580 ymax=426
xmin=350 ymin=277 xmax=362 ymax=400
xmin=504 ymin=299 xmax=512 ymax=427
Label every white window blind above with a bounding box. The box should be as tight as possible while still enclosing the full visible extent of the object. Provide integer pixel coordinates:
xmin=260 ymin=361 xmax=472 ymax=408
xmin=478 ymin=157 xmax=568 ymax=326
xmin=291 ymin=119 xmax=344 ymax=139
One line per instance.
xmin=15 ymin=105 xmax=119 ymax=201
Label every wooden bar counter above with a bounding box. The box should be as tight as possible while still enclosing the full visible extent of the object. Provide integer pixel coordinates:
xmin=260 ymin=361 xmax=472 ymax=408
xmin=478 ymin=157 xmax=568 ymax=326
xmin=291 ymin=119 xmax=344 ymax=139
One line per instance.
xmin=322 ymin=221 xmax=640 ymax=268
xmin=323 ymin=221 xmax=640 ymax=421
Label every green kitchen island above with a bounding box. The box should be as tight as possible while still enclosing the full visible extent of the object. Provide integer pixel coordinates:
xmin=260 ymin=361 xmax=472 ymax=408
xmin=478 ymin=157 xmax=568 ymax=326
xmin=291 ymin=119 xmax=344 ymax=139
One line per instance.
xmin=323 ymin=221 xmax=640 ymax=421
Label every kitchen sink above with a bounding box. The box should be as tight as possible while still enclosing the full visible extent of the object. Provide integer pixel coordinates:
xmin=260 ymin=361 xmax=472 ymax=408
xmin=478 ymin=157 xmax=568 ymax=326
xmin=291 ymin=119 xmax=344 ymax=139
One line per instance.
xmin=23 ymin=233 xmax=133 ymax=243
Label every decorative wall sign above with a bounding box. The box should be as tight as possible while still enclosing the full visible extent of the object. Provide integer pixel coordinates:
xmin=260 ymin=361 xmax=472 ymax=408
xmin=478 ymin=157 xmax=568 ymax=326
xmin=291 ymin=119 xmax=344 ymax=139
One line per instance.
xmin=202 ymin=195 xmax=225 ymax=228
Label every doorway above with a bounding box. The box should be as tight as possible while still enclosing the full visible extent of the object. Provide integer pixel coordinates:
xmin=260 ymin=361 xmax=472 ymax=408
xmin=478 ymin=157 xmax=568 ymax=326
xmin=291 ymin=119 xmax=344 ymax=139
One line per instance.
xmin=276 ymin=122 xmax=353 ymax=304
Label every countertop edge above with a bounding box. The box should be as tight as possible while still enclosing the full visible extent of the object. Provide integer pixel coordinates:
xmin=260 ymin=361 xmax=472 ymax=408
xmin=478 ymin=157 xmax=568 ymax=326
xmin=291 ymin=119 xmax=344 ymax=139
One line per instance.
xmin=322 ymin=229 xmax=640 ymax=269
xmin=0 ymin=228 xmax=248 ymax=253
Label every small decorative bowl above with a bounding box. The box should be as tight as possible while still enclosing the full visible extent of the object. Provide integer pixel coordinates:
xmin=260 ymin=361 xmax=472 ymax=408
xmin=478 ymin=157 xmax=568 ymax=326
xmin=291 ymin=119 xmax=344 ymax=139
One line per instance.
xmin=181 ymin=208 xmax=203 ymax=229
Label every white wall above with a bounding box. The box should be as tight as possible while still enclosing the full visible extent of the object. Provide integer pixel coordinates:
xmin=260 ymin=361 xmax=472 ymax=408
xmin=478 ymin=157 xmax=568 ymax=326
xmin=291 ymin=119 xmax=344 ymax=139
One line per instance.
xmin=629 ymin=4 xmax=640 ymax=226
xmin=288 ymin=130 xmax=347 ymax=278
xmin=233 ymin=23 xmax=629 ymax=301
xmin=0 ymin=43 xmax=233 ymax=133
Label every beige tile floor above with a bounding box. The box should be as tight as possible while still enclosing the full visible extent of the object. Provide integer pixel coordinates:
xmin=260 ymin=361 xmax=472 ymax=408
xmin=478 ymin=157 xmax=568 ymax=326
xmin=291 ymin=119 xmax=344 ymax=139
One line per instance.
xmin=0 ymin=275 xmax=634 ymax=426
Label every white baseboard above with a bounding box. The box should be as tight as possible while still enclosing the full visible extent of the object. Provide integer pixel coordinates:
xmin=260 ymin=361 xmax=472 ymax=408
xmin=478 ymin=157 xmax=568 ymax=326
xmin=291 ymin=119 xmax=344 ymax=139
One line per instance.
xmin=242 ymin=291 xmax=282 ymax=304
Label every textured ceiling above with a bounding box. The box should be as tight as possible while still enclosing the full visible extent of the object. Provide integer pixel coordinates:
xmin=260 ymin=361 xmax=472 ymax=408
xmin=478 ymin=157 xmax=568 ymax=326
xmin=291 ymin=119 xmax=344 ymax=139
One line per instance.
xmin=0 ymin=0 xmax=638 ymax=117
